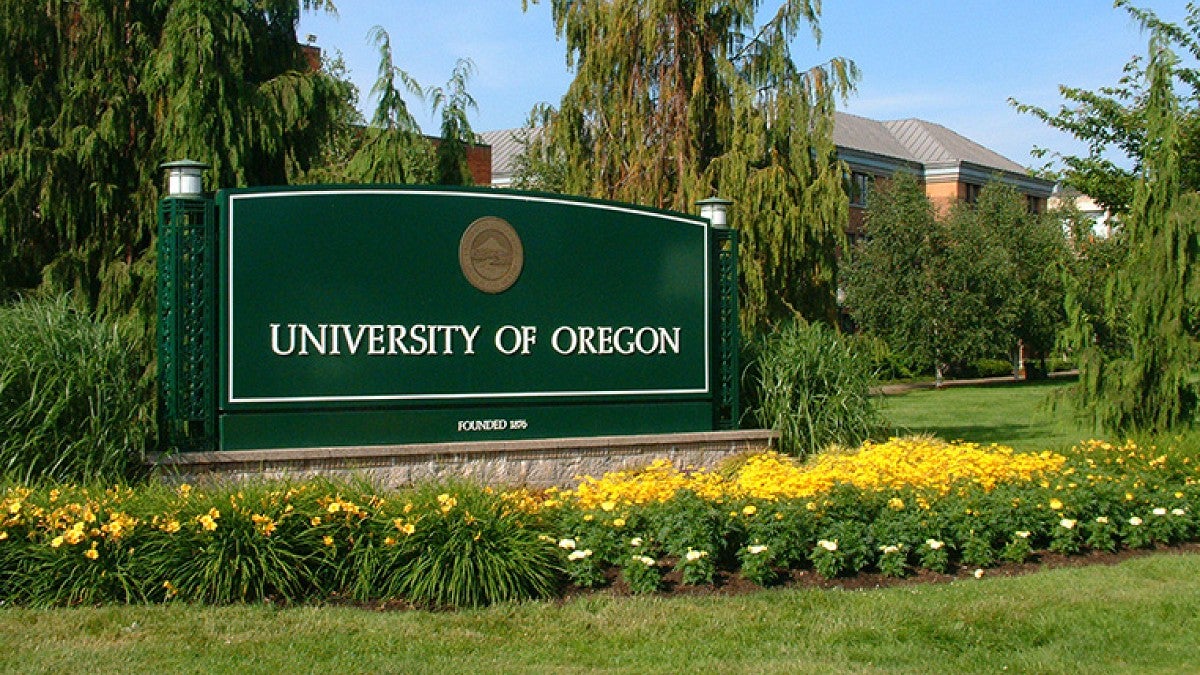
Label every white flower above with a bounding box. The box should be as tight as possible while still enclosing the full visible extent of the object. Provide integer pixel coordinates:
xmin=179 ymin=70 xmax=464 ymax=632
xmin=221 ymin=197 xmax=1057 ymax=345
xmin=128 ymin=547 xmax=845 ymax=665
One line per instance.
xmin=632 ymin=555 xmax=656 ymax=567
xmin=1060 ymin=519 xmax=1077 ymax=530
xmin=558 ymin=538 xmax=576 ymax=550
xmin=1153 ymin=507 xmax=1168 ymax=516
xmin=973 ymin=568 xmax=985 ymax=579
xmin=685 ymin=549 xmax=708 ymax=561
xmin=926 ymin=539 xmax=944 ymax=550
xmin=1015 ymin=530 xmax=1031 ymax=539
xmin=1095 ymin=517 xmax=1109 ymax=525
xmin=629 ymin=537 xmax=644 ymax=547
xmin=880 ymin=544 xmax=901 ymax=555
xmin=817 ymin=539 xmax=838 ymax=552
xmin=1172 ymin=508 xmax=1187 ymax=516
xmin=747 ymin=544 xmax=768 ymax=555
xmin=1129 ymin=516 xmax=1143 ymax=526
xmin=567 ymin=549 xmax=592 ymax=561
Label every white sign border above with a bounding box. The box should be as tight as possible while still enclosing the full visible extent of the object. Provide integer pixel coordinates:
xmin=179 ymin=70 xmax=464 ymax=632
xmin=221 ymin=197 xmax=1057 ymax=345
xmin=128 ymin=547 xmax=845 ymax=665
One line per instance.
xmin=225 ymin=189 xmax=712 ymax=405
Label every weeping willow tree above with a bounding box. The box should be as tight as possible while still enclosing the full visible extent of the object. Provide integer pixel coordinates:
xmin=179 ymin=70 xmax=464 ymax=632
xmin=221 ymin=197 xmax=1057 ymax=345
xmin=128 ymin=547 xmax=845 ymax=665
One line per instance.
xmin=1064 ymin=35 xmax=1200 ymax=432
xmin=0 ymin=0 xmax=349 ymax=347
xmin=519 ymin=0 xmax=857 ymax=333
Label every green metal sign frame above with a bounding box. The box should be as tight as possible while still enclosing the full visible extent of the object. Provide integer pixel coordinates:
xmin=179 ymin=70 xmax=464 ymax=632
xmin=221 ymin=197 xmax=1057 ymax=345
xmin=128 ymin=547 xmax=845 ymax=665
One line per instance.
xmin=158 ymin=186 xmax=738 ymax=451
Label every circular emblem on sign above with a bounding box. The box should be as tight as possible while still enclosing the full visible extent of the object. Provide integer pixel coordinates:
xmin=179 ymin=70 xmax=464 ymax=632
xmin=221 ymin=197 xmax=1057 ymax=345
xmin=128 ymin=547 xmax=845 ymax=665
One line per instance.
xmin=459 ymin=216 xmax=524 ymax=294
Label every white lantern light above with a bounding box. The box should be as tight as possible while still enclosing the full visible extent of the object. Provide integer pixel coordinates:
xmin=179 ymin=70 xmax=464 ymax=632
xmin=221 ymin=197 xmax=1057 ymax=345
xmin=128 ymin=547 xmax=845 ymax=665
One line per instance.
xmin=696 ymin=196 xmax=733 ymax=228
xmin=160 ymin=159 xmax=209 ymax=197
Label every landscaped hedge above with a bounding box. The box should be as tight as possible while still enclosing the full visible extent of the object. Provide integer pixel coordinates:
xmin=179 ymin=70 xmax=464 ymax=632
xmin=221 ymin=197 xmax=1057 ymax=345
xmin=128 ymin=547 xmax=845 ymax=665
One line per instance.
xmin=1 ymin=437 xmax=1197 ymax=607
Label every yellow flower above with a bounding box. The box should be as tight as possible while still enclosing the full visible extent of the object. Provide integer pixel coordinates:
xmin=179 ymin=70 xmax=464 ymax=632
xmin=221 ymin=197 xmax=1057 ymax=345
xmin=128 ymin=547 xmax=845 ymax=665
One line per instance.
xmin=322 ymin=535 xmax=334 ymax=547
xmin=310 ymin=516 xmax=322 ymax=527
xmin=51 ymin=535 xmax=65 ymax=548
xmin=0 ymin=531 xmax=7 ymax=541
xmin=600 ymin=500 xmax=617 ymax=512
xmin=742 ymin=504 xmax=757 ymax=516
xmin=1049 ymin=498 xmax=1064 ymax=511
xmin=84 ymin=546 xmax=99 ymax=560
xmin=887 ymin=497 xmax=905 ymax=511
xmin=611 ymin=518 xmax=626 ymax=528
xmin=384 ymin=536 xmax=397 ymax=547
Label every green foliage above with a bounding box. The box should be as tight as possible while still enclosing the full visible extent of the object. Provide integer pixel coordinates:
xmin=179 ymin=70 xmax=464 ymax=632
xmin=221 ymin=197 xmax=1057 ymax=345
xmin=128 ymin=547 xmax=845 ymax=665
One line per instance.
xmin=429 ymin=59 xmax=481 ymax=186
xmin=736 ymin=543 xmax=778 ymax=586
xmin=620 ymin=554 xmax=662 ymax=594
xmin=389 ymin=482 xmax=562 ymax=608
xmin=519 ymin=0 xmax=858 ymax=333
xmin=1062 ymin=37 xmax=1200 ymax=433
xmin=0 ymin=1 xmax=350 ymax=349
xmin=339 ymin=26 xmax=436 ymax=184
xmin=675 ymin=548 xmax=717 ymax=586
xmin=0 ymin=295 xmax=153 ymax=483
xmin=844 ymin=176 xmax=1068 ymax=383
xmin=746 ymin=320 xmax=882 ymax=456
xmin=876 ymin=545 xmax=908 ymax=578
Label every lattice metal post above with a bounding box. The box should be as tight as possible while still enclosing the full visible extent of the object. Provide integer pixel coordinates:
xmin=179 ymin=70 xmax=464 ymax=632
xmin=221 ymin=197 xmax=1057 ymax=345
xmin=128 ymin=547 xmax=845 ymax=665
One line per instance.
xmin=157 ymin=160 xmax=216 ymax=451
xmin=700 ymin=197 xmax=739 ymax=430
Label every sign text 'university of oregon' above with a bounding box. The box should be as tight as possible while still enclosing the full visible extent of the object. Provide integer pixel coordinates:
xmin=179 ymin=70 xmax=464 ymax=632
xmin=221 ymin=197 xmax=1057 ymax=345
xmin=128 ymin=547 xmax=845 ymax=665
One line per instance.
xmin=209 ymin=187 xmax=735 ymax=450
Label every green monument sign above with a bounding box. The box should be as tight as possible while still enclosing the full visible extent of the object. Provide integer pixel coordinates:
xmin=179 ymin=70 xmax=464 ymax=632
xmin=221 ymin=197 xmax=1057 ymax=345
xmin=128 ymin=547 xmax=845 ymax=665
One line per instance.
xmin=158 ymin=183 xmax=738 ymax=451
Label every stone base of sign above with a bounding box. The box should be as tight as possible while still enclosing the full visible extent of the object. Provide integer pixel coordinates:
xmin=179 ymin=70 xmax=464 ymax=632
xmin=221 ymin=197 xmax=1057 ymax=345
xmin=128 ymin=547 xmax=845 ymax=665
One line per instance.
xmin=150 ymin=430 xmax=778 ymax=488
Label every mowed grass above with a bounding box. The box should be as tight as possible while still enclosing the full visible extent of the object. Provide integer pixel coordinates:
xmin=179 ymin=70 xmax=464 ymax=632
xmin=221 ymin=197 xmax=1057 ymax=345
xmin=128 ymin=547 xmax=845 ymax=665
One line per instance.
xmin=2 ymin=552 xmax=1198 ymax=674
xmin=881 ymin=377 xmax=1090 ymax=451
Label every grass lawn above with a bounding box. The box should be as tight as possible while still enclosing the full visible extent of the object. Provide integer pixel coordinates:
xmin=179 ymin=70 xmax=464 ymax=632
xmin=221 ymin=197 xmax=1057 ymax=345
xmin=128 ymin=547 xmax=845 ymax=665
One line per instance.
xmin=881 ymin=377 xmax=1091 ymax=451
xmin=2 ymin=551 xmax=1198 ymax=674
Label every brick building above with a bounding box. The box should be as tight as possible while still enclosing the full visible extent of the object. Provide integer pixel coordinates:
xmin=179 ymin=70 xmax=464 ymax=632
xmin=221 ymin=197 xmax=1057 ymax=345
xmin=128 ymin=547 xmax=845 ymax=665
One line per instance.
xmin=478 ymin=112 xmax=1055 ymax=233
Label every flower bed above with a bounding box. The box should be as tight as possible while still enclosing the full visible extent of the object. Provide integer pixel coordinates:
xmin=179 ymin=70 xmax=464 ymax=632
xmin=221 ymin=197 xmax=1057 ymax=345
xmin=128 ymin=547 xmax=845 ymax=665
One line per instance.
xmin=1 ymin=438 xmax=1197 ymax=607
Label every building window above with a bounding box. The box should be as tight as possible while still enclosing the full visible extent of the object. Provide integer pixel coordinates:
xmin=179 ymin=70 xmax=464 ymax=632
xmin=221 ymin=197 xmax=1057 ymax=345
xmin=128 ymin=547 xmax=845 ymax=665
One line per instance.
xmin=963 ymin=183 xmax=982 ymax=204
xmin=1026 ymin=195 xmax=1042 ymax=215
xmin=847 ymin=172 xmax=873 ymax=207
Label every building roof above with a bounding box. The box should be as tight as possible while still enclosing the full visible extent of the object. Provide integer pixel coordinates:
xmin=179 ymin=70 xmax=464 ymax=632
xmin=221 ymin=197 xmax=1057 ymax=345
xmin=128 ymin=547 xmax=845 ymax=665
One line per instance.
xmin=481 ymin=111 xmax=1052 ymax=195
xmin=478 ymin=127 xmax=537 ymax=185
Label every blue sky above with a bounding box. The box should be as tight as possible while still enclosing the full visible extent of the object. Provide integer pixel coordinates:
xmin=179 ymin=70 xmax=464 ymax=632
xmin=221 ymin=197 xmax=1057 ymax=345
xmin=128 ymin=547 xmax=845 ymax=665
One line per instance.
xmin=298 ymin=1 xmax=1190 ymax=171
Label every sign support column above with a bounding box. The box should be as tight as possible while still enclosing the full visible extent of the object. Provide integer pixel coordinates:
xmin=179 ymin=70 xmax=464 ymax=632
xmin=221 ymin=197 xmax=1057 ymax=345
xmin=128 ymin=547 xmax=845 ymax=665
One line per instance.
xmin=699 ymin=197 xmax=739 ymax=430
xmin=157 ymin=159 xmax=216 ymax=451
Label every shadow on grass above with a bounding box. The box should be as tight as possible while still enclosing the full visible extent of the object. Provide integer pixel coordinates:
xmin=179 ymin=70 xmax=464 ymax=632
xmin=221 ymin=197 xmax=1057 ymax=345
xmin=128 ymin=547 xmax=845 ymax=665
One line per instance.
xmin=888 ymin=423 xmax=1045 ymax=445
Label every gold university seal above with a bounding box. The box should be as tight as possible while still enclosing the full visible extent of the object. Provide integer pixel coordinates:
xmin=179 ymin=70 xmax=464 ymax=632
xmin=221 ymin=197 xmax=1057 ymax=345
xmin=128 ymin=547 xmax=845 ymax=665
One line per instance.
xmin=459 ymin=216 xmax=523 ymax=293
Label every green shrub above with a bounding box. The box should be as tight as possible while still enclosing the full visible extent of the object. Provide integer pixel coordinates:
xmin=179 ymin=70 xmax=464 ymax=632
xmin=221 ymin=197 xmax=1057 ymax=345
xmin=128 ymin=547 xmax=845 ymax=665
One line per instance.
xmin=966 ymin=358 xmax=1017 ymax=379
xmin=135 ymin=481 xmax=326 ymax=604
xmin=746 ymin=321 xmax=883 ymax=456
xmin=849 ymin=333 xmax=921 ymax=382
xmin=390 ymin=482 xmax=562 ymax=608
xmin=0 ymin=294 xmax=153 ymax=482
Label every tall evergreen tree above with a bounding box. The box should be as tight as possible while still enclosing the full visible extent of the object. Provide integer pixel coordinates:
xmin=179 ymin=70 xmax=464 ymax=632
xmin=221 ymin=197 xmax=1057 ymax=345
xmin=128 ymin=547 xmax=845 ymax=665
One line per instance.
xmin=341 ymin=25 xmax=435 ymax=184
xmin=1064 ymin=35 xmax=1200 ymax=432
xmin=519 ymin=0 xmax=858 ymax=333
xmin=0 ymin=1 xmax=349 ymax=346
xmin=430 ymin=59 xmax=481 ymax=186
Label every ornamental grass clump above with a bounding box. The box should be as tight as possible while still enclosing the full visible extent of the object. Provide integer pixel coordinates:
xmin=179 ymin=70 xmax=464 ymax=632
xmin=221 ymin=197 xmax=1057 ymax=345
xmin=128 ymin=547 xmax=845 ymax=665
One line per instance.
xmin=388 ymin=482 xmax=561 ymax=608
xmin=0 ymin=295 xmax=153 ymax=483
xmin=136 ymin=481 xmax=326 ymax=604
xmin=745 ymin=320 xmax=883 ymax=457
